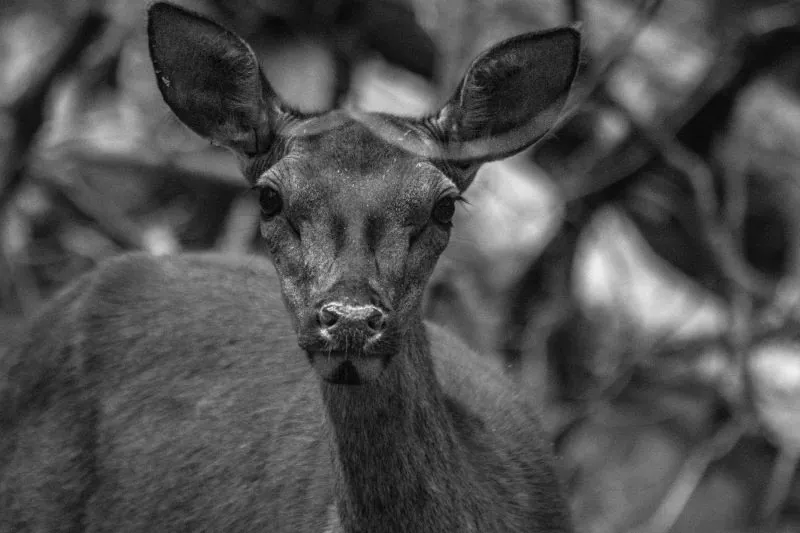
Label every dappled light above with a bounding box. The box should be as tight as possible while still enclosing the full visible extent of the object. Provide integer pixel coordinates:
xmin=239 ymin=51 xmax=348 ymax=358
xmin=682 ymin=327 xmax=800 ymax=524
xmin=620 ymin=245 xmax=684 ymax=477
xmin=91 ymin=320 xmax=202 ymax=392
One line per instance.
xmin=2 ymin=0 xmax=800 ymax=532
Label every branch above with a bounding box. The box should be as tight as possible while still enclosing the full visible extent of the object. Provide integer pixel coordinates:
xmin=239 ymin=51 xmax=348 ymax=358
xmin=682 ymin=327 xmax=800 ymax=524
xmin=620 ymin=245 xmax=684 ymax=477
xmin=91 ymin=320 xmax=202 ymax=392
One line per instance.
xmin=758 ymin=448 xmax=799 ymax=532
xmin=631 ymin=420 xmax=745 ymax=533
xmin=559 ymin=0 xmax=666 ymax=122
xmin=602 ymin=92 xmax=776 ymax=301
xmin=0 ymin=9 xmax=106 ymax=215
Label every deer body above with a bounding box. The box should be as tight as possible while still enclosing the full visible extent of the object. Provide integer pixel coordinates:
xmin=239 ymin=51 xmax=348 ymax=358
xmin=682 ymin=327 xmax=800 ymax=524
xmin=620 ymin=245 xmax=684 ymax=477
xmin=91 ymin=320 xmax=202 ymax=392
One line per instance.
xmin=1 ymin=3 xmax=580 ymax=531
xmin=2 ymin=253 xmax=567 ymax=532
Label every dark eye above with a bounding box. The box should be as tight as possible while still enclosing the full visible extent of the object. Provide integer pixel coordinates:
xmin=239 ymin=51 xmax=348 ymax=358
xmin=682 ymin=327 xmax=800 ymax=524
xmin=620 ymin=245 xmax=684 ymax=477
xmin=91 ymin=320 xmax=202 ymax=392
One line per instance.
xmin=259 ymin=187 xmax=283 ymax=218
xmin=432 ymin=196 xmax=456 ymax=225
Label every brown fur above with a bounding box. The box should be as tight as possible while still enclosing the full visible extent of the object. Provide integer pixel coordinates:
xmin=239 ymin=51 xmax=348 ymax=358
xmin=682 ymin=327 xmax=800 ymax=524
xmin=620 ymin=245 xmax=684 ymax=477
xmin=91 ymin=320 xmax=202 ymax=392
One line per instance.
xmin=1 ymin=3 xmax=580 ymax=531
xmin=1 ymin=254 xmax=570 ymax=532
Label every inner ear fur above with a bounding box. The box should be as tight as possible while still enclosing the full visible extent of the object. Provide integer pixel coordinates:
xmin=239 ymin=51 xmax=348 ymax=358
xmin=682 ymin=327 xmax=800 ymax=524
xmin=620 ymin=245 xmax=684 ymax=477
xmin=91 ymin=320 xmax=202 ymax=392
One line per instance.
xmin=433 ymin=27 xmax=581 ymax=166
xmin=147 ymin=2 xmax=284 ymax=154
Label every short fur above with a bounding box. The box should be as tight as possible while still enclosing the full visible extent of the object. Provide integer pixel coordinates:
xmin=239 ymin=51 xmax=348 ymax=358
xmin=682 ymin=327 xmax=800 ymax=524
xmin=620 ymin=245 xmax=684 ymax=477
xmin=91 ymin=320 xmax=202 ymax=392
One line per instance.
xmin=1 ymin=3 xmax=580 ymax=531
xmin=1 ymin=254 xmax=571 ymax=532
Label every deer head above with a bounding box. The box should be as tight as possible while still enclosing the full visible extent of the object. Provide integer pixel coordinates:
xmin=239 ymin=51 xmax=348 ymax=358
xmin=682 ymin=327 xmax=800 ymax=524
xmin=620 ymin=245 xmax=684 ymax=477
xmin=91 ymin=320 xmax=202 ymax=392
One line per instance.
xmin=148 ymin=2 xmax=580 ymax=384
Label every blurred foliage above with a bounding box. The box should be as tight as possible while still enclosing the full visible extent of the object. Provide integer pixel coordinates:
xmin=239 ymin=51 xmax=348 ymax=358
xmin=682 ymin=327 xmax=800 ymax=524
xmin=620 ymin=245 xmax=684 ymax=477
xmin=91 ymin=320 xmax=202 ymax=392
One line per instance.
xmin=2 ymin=0 xmax=800 ymax=532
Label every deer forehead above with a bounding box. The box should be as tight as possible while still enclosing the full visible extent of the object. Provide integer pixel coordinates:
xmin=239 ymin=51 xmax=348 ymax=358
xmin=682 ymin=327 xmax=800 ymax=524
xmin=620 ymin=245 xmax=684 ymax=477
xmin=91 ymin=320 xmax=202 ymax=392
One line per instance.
xmin=255 ymin=117 xmax=455 ymax=221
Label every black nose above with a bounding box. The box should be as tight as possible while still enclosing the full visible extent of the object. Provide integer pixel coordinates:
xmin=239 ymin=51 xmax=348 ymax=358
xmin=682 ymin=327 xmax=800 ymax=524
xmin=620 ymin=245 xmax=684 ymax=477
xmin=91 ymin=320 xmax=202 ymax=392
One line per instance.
xmin=317 ymin=302 xmax=387 ymax=336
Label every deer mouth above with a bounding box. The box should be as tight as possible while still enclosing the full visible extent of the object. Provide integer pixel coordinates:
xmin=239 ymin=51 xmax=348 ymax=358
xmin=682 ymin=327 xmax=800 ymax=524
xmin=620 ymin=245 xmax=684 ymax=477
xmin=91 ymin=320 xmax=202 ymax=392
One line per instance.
xmin=309 ymin=350 xmax=389 ymax=385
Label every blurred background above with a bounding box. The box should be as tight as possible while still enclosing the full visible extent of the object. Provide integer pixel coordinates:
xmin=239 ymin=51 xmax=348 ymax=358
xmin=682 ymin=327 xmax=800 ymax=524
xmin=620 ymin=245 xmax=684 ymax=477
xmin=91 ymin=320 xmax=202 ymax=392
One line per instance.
xmin=1 ymin=0 xmax=800 ymax=531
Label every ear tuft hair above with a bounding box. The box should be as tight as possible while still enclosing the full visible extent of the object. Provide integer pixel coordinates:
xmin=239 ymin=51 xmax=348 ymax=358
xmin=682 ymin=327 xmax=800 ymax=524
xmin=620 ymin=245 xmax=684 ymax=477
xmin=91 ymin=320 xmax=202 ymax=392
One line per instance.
xmin=147 ymin=2 xmax=279 ymax=154
xmin=434 ymin=28 xmax=581 ymax=168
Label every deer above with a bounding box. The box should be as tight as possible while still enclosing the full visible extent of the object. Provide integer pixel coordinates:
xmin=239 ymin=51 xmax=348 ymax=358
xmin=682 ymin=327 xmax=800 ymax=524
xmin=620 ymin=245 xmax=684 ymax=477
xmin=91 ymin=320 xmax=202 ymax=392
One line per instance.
xmin=0 ymin=2 xmax=580 ymax=532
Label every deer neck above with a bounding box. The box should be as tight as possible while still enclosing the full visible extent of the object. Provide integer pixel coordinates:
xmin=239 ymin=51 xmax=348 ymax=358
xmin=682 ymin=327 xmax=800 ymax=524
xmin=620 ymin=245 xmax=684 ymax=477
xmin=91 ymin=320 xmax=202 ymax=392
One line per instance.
xmin=320 ymin=320 xmax=477 ymax=532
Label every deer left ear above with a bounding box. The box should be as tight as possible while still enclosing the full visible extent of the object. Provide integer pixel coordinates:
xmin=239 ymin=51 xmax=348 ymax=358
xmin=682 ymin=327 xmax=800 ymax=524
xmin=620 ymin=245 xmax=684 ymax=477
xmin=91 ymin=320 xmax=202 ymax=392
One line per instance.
xmin=433 ymin=28 xmax=580 ymax=168
xmin=147 ymin=2 xmax=289 ymax=155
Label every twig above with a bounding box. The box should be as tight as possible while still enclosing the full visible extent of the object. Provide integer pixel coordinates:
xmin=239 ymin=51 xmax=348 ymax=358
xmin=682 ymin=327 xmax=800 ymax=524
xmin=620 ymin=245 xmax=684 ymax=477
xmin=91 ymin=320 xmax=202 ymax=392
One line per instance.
xmin=575 ymin=215 xmax=642 ymax=401
xmin=584 ymin=0 xmax=664 ymax=93
xmin=43 ymin=171 xmax=147 ymax=251
xmin=0 ymin=9 xmax=106 ymax=215
xmin=0 ymin=246 xmax=42 ymax=318
xmin=758 ymin=448 xmax=799 ymax=532
xmin=69 ymin=151 xmax=247 ymax=191
xmin=746 ymin=1 xmax=800 ymax=36
xmin=632 ymin=420 xmax=745 ymax=533
xmin=566 ymin=0 xmax=582 ymax=24
xmin=215 ymin=191 xmax=260 ymax=253
xmin=603 ymin=93 xmax=775 ymax=301
xmin=559 ymin=0 xmax=666 ymax=122
xmin=561 ymin=8 xmax=742 ymax=203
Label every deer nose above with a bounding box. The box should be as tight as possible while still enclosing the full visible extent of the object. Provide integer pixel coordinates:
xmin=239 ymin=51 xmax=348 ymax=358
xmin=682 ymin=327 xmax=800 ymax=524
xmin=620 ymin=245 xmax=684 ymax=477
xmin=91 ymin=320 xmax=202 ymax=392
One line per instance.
xmin=317 ymin=302 xmax=387 ymax=336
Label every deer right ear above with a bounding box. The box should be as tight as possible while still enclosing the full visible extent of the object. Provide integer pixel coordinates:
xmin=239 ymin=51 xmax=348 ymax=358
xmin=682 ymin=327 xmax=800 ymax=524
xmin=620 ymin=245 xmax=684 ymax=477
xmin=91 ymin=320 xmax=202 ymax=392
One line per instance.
xmin=147 ymin=2 xmax=284 ymax=155
xmin=432 ymin=28 xmax=580 ymax=169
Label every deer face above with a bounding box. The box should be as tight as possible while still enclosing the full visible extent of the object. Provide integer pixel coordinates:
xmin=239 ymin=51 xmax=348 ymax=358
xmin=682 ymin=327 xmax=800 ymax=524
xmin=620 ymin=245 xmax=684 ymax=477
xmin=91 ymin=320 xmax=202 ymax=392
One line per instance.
xmin=250 ymin=120 xmax=458 ymax=364
xmin=147 ymin=2 xmax=580 ymax=384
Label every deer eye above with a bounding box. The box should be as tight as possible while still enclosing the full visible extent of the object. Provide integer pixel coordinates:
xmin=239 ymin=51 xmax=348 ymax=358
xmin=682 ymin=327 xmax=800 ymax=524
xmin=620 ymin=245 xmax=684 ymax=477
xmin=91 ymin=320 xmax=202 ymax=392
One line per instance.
xmin=259 ymin=187 xmax=283 ymax=218
xmin=432 ymin=196 xmax=456 ymax=225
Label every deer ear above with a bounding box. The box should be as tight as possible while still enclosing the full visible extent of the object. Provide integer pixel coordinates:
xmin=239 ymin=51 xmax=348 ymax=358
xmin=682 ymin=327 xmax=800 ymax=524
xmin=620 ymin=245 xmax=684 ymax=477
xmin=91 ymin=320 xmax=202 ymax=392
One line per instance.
xmin=147 ymin=2 xmax=284 ymax=154
xmin=433 ymin=28 xmax=580 ymax=165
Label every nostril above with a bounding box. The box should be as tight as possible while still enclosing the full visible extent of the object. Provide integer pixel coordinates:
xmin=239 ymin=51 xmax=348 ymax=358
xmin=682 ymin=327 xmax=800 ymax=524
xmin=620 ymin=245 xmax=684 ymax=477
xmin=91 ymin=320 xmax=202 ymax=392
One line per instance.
xmin=366 ymin=308 xmax=387 ymax=333
xmin=318 ymin=306 xmax=339 ymax=328
xmin=317 ymin=302 xmax=387 ymax=335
